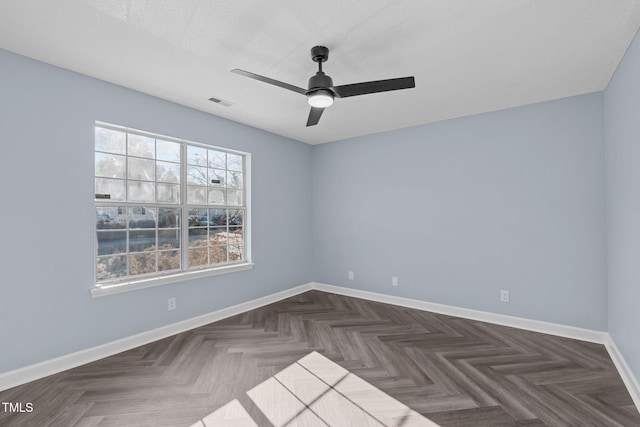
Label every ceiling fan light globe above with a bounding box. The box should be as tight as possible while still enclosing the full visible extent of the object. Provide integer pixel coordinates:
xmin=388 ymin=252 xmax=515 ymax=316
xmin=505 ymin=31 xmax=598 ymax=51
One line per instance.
xmin=307 ymin=90 xmax=334 ymax=108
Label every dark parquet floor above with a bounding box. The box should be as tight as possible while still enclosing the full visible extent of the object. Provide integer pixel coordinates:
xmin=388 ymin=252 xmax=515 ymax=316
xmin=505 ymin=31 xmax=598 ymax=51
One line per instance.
xmin=0 ymin=290 xmax=638 ymax=426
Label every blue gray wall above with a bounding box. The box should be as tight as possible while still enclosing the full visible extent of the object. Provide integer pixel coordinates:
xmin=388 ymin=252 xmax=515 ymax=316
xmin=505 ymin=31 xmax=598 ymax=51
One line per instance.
xmin=605 ymin=28 xmax=640 ymax=382
xmin=0 ymin=49 xmax=312 ymax=373
xmin=312 ymin=93 xmax=607 ymax=331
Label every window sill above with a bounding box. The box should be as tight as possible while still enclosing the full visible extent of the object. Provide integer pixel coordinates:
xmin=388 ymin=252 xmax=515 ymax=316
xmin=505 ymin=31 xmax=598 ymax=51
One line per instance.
xmin=90 ymin=263 xmax=255 ymax=297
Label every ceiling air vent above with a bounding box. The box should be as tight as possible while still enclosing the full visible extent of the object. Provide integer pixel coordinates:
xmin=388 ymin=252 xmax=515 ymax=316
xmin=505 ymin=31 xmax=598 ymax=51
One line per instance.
xmin=208 ymin=96 xmax=233 ymax=107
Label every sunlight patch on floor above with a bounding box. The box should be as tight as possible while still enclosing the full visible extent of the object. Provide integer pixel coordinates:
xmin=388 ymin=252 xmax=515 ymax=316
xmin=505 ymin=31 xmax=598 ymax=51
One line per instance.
xmin=192 ymin=351 xmax=440 ymax=426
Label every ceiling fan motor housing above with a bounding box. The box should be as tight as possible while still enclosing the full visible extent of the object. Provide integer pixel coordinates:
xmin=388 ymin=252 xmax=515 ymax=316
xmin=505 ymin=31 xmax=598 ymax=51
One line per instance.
xmin=307 ymin=72 xmax=334 ymax=93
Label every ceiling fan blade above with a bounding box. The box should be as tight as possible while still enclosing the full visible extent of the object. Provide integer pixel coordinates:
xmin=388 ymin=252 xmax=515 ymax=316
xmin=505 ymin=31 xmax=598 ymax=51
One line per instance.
xmin=306 ymin=107 xmax=324 ymax=127
xmin=231 ymin=69 xmax=306 ymax=95
xmin=333 ymin=76 xmax=415 ymax=98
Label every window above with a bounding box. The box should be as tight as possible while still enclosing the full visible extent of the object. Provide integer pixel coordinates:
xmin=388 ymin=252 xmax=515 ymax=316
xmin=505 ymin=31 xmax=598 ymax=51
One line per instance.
xmin=93 ymin=123 xmax=251 ymax=296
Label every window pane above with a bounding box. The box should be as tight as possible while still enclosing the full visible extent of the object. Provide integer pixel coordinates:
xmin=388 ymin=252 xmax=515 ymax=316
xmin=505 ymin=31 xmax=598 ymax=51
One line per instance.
xmin=209 ymin=209 xmax=227 ymax=226
xmin=95 ymin=127 xmax=126 ymax=154
xmin=96 ymin=206 xmax=126 ymax=229
xmin=128 ymin=181 xmax=155 ymax=202
xmin=227 ymin=153 xmax=243 ymax=171
xmin=228 ymin=227 xmax=244 ymax=247
xmin=129 ymin=229 xmax=156 ymax=252
xmin=208 ymin=188 xmax=225 ymax=205
xmin=208 ymin=150 xmax=226 ymax=169
xmin=95 ymin=152 xmax=125 ymax=178
xmin=229 ymin=246 xmax=244 ymax=263
xmin=188 ymin=227 xmax=208 ymax=247
xmin=128 ymin=157 xmax=155 ymax=181
xmin=96 ymin=230 xmax=126 ymax=255
xmin=158 ymin=250 xmax=180 ymax=271
xmin=158 ymin=229 xmax=180 ymax=249
xmin=227 ymin=170 xmax=243 ymax=189
xmin=210 ymin=246 xmax=228 ymax=265
xmin=187 ymin=145 xmax=207 ymax=166
xmin=209 ymin=227 xmax=226 ymax=245
xmin=157 ymin=183 xmax=180 ymax=204
xmin=228 ymin=209 xmax=244 ymax=226
xmin=158 ymin=208 xmax=179 ymax=228
xmin=227 ymin=189 xmax=243 ymax=206
xmin=129 ymin=252 xmax=156 ymax=275
xmin=187 ymin=185 xmax=206 ymax=204
xmin=188 ymin=208 xmax=206 ymax=224
xmin=128 ymin=207 xmax=156 ymax=228
xmin=97 ymin=255 xmax=127 ymax=280
xmin=187 ymin=166 xmax=207 ymax=185
xmin=156 ymin=161 xmax=180 ymax=183
xmin=188 ymin=248 xmax=208 ymax=267
xmin=157 ymin=139 xmax=180 ymax=162
xmin=128 ymin=134 xmax=155 ymax=159
xmin=188 ymin=208 xmax=206 ymax=217
xmin=208 ymin=168 xmax=225 ymax=186
xmin=95 ymin=178 xmax=125 ymax=201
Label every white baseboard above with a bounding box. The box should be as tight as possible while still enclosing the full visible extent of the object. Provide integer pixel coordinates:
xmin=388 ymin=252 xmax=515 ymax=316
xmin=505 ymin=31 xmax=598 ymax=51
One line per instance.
xmin=4 ymin=280 xmax=638 ymax=410
xmin=0 ymin=283 xmax=313 ymax=392
xmin=311 ymin=283 xmax=640 ymax=409
xmin=605 ymin=335 xmax=640 ymax=410
xmin=310 ymin=283 xmax=607 ymax=344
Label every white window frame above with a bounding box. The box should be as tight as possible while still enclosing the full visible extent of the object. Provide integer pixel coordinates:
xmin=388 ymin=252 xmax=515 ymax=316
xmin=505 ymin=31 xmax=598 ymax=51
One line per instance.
xmin=91 ymin=122 xmax=252 ymax=297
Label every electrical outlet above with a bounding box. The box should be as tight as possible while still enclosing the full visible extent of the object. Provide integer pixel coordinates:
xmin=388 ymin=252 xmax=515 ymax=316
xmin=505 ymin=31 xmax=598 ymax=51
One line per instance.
xmin=392 ymin=276 xmax=399 ymax=287
xmin=500 ymin=290 xmax=509 ymax=303
xmin=348 ymin=271 xmax=354 ymax=280
xmin=168 ymin=297 xmax=176 ymax=311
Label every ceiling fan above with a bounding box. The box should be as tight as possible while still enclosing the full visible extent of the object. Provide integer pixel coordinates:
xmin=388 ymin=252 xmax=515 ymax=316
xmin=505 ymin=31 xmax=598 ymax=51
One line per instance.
xmin=231 ymin=46 xmax=416 ymax=127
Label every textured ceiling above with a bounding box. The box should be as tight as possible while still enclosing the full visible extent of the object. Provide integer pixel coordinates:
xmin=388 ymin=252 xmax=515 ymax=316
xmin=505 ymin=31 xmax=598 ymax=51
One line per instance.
xmin=1 ymin=1 xmax=640 ymax=144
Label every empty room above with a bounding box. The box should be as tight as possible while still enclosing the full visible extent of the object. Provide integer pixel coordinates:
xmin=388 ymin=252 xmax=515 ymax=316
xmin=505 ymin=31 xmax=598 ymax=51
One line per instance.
xmin=2 ymin=1 xmax=640 ymax=426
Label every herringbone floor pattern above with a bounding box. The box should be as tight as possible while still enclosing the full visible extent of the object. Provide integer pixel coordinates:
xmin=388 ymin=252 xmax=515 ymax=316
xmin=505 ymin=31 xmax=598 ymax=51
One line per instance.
xmin=0 ymin=290 xmax=638 ymax=426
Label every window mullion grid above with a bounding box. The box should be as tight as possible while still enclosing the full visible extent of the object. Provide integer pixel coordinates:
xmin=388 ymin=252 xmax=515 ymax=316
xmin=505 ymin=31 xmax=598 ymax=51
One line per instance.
xmin=180 ymin=142 xmax=189 ymax=272
xmin=95 ymin=123 xmax=248 ymax=287
xmin=206 ymin=155 xmax=211 ymax=267
xmin=125 ymin=133 xmax=129 ymax=204
xmin=155 ymin=220 xmax=159 ymax=275
xmin=125 ymin=207 xmax=130 ymax=280
xmin=154 ymin=138 xmax=158 ymax=275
